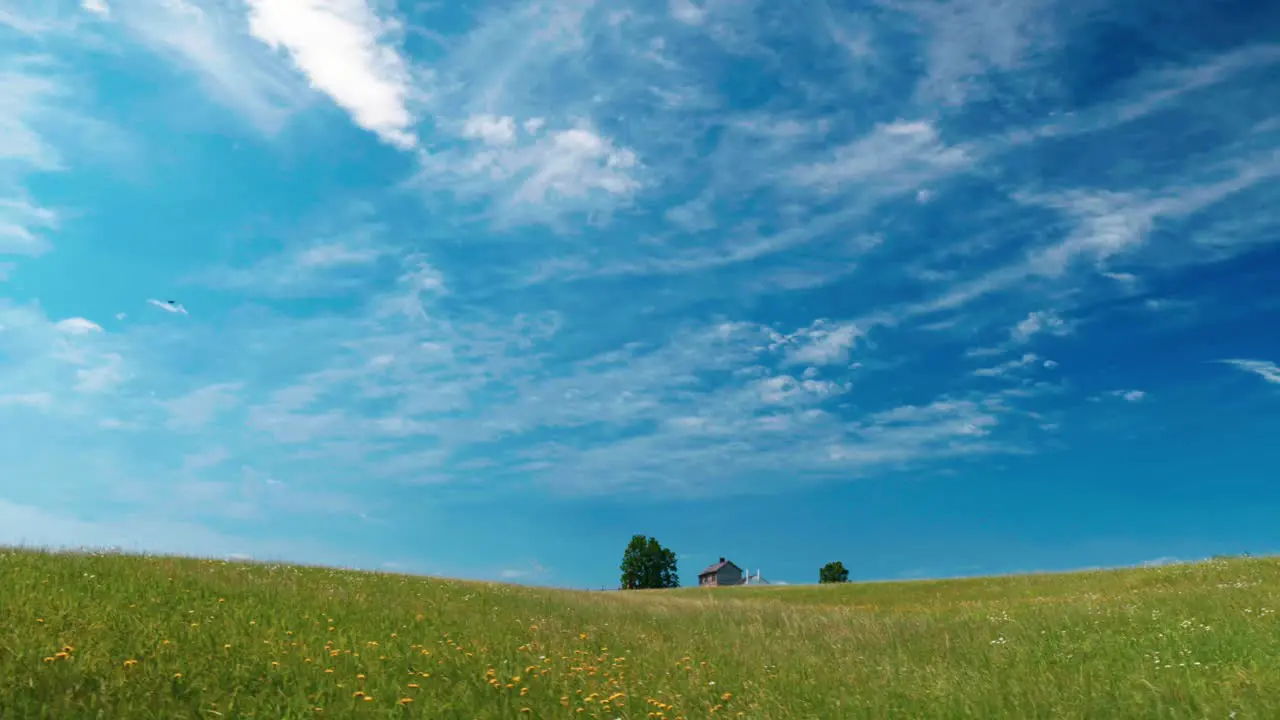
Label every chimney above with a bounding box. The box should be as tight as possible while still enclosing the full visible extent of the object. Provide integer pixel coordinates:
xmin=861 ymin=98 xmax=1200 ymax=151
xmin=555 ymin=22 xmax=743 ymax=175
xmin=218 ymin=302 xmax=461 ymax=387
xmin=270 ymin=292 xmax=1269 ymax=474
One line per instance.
xmin=719 ymin=557 xmax=725 ymax=563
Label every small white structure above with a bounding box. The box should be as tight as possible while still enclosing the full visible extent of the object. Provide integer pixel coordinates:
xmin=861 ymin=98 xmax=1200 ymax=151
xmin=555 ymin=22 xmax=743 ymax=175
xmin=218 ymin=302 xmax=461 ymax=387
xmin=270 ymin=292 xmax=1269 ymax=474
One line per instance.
xmin=741 ymin=568 xmax=770 ymax=585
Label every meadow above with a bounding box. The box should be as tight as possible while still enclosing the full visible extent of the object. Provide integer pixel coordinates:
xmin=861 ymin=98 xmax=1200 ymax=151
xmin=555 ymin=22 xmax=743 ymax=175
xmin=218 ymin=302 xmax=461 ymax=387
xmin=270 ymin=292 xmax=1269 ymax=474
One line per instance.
xmin=2 ymin=549 xmax=1279 ymax=719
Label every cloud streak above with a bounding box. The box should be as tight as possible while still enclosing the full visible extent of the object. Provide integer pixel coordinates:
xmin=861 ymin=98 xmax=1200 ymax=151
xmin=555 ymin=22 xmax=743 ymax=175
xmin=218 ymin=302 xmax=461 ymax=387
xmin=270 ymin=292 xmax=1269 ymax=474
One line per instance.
xmin=1222 ymin=359 xmax=1280 ymax=385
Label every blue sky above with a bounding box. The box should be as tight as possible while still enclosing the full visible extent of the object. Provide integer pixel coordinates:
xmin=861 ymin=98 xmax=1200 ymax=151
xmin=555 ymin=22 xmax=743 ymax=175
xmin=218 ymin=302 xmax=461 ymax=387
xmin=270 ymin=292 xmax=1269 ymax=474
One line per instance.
xmin=2 ymin=0 xmax=1279 ymax=589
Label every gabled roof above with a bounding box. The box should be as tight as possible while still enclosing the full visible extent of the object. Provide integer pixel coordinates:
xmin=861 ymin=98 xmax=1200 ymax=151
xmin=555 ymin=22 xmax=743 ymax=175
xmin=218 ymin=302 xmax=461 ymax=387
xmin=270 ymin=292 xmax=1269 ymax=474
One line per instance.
xmin=698 ymin=558 xmax=741 ymax=576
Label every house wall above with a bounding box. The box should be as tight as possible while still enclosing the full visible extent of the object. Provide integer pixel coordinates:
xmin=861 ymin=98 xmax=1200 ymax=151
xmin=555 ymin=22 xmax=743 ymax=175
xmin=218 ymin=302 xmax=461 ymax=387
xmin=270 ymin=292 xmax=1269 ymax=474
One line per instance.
xmin=714 ymin=565 xmax=744 ymax=586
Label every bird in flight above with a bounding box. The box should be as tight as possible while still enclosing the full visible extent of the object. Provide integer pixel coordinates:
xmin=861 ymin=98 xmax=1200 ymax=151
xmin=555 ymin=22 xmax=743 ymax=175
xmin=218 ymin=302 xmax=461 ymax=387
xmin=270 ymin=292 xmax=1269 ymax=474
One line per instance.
xmin=146 ymin=298 xmax=189 ymax=316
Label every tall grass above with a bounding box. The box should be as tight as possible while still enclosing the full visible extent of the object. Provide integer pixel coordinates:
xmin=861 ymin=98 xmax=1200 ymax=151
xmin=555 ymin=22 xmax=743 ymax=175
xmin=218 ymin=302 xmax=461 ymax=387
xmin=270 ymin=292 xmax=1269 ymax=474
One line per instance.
xmin=2 ymin=548 xmax=1278 ymax=718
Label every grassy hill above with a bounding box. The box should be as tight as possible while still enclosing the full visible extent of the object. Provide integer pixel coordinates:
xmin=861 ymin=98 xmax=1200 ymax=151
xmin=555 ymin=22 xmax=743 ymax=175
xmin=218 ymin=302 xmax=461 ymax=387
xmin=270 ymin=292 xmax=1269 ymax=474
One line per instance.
xmin=2 ymin=548 xmax=1279 ymax=719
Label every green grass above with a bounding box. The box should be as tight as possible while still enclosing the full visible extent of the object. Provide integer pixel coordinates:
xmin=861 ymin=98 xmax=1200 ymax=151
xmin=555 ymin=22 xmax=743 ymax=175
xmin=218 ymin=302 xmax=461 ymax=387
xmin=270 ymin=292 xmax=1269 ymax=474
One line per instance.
xmin=3 ymin=549 xmax=1280 ymax=719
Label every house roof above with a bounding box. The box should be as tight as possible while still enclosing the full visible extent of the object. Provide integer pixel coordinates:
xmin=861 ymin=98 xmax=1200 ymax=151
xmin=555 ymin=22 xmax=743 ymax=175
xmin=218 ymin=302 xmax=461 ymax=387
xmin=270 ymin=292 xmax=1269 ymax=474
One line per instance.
xmin=698 ymin=558 xmax=741 ymax=576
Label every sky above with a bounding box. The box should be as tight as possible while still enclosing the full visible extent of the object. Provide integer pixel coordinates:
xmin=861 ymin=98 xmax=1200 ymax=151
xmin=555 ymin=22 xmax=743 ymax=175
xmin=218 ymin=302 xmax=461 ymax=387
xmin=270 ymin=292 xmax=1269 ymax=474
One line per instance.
xmin=1 ymin=0 xmax=1279 ymax=589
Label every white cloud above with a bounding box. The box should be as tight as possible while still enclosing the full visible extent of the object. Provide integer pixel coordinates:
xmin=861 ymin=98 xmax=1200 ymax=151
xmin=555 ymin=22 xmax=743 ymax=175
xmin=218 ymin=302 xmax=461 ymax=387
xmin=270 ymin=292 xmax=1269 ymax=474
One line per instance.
xmin=244 ymin=0 xmax=419 ymax=148
xmin=421 ymin=123 xmax=642 ymax=224
xmin=512 ymin=128 xmax=640 ymax=205
xmin=194 ymin=240 xmax=386 ymax=298
xmin=899 ymin=0 xmax=1055 ymax=107
xmin=900 ymin=152 xmax=1280 ymax=324
xmin=164 ymin=383 xmax=242 ymax=430
xmin=0 ymin=197 xmax=57 ymax=256
xmin=498 ymin=559 xmax=546 ymax=581
xmin=974 ymin=353 xmax=1039 ymax=377
xmin=1011 ymin=310 xmax=1069 ymax=344
xmin=462 ymin=114 xmax=517 ymax=145
xmin=75 ymin=353 xmax=125 ymax=393
xmin=55 ymin=317 xmax=103 ymax=335
xmin=669 ymin=0 xmax=706 ymax=26
xmin=181 ymin=446 xmax=231 ymax=474
xmin=295 ymin=243 xmax=381 ymax=268
xmin=0 ymin=63 xmax=63 ymax=171
xmin=779 ymin=320 xmax=862 ymax=366
xmin=81 ymin=0 xmax=110 ymax=17
xmin=754 ymin=375 xmax=844 ymax=406
xmin=0 ymin=392 xmax=53 ymax=410
xmin=1221 ymin=359 xmax=1280 ymax=385
xmin=664 ymin=195 xmax=716 ymax=233
xmin=1106 ymin=389 xmax=1146 ymax=402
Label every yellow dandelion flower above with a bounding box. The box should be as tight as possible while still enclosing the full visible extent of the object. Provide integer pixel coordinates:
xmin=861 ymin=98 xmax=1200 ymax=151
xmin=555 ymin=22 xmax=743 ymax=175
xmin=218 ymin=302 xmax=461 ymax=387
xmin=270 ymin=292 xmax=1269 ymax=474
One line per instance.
xmin=362 ymin=696 xmax=373 ymax=702
xmin=398 ymin=698 xmax=413 ymax=705
xmin=55 ymin=651 xmax=70 ymax=659
xmin=356 ymin=674 xmax=366 ymax=680
xmin=407 ymin=683 xmax=419 ymax=689
xmin=325 ymin=668 xmax=335 ymax=674
xmin=352 ymin=691 xmax=366 ymax=698
xmin=173 ymin=673 xmax=183 ymax=679
xmin=123 ymin=659 xmax=138 ymax=667
xmin=42 ymin=656 xmax=55 ymax=663
xmin=62 ymin=645 xmax=74 ymax=653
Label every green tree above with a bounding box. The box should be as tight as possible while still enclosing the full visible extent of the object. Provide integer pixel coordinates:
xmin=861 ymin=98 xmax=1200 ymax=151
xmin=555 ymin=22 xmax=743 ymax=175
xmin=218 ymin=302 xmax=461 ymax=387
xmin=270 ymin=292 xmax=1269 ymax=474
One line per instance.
xmin=619 ymin=535 xmax=680 ymax=590
xmin=819 ymin=561 xmax=849 ymax=584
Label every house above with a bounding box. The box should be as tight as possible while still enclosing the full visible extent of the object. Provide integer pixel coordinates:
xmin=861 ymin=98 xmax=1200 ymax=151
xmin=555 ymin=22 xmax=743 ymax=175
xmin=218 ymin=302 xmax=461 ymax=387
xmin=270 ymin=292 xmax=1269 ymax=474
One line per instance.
xmin=698 ymin=557 xmax=744 ymax=587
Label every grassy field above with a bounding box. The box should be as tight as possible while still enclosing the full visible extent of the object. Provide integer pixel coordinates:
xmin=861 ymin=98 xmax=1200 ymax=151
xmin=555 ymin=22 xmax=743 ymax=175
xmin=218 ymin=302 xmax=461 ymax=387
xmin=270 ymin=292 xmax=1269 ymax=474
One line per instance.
xmin=2 ymin=550 xmax=1279 ymax=719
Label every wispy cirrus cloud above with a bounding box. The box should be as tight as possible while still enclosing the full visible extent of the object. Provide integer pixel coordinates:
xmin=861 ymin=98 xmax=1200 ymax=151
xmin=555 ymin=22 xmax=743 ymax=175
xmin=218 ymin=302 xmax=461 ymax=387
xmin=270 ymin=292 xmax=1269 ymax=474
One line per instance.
xmin=106 ymin=0 xmax=311 ymax=134
xmin=188 ymin=208 xmax=392 ymax=298
xmin=0 ymin=56 xmax=68 ymax=263
xmin=788 ymin=120 xmax=971 ymax=193
xmin=1221 ymin=359 xmax=1280 ymax=385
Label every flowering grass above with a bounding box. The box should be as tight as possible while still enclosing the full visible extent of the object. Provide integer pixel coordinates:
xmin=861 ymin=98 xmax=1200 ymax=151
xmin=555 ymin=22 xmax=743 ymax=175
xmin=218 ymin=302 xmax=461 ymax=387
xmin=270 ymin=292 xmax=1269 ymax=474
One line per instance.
xmin=2 ymin=549 xmax=1279 ymax=719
